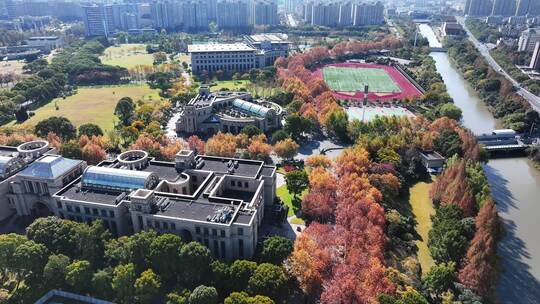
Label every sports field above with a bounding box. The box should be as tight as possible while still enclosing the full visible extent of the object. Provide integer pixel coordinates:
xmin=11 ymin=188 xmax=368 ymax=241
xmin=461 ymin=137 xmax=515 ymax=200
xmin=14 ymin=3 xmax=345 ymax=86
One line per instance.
xmin=322 ymin=66 xmax=401 ymax=93
xmin=315 ymin=62 xmax=423 ymax=102
xmin=347 ymin=106 xmax=415 ymax=122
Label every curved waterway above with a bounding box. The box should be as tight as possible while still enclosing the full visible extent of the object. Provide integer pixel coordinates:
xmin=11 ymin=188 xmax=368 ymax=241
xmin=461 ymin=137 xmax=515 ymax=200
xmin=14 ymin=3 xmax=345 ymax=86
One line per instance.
xmin=419 ymin=24 xmax=540 ymax=303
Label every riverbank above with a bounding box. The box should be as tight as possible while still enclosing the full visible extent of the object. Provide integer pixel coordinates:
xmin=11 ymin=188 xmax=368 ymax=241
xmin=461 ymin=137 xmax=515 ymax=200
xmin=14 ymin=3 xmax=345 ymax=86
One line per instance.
xmin=419 ymin=23 xmax=540 ymax=304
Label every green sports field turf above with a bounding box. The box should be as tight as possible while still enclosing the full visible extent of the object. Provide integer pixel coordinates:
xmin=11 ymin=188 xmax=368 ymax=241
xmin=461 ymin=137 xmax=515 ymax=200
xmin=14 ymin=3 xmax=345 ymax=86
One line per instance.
xmin=322 ymin=67 xmax=401 ymax=93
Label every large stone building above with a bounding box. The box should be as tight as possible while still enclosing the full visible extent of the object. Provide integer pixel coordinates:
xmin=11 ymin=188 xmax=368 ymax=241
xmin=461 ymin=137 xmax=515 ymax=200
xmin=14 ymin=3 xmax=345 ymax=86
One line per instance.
xmin=175 ymin=87 xmax=283 ymax=135
xmin=189 ymin=33 xmax=290 ymax=74
xmin=0 ymin=140 xmax=277 ymax=260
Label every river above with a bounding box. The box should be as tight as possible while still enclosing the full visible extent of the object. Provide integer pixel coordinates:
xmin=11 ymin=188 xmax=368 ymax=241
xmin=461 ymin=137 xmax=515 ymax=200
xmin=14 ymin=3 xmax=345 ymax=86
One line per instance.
xmin=418 ymin=24 xmax=540 ymax=303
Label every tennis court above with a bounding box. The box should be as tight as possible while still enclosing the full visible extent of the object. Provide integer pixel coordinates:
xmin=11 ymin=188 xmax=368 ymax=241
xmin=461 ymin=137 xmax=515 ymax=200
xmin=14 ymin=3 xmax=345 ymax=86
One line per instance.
xmin=346 ymin=106 xmax=416 ymax=122
xmin=322 ymin=66 xmax=401 ymax=93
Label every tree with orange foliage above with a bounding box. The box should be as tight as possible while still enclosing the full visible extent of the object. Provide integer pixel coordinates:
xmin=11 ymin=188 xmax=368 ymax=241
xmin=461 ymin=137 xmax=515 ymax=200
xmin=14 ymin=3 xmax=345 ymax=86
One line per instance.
xmin=159 ymin=139 xmax=184 ymax=161
xmin=187 ymin=135 xmax=205 ymax=154
xmin=247 ymin=139 xmax=271 ymax=161
xmin=205 ymin=132 xmax=237 ymax=157
xmin=304 ymin=155 xmax=332 ymax=169
xmin=273 ymin=138 xmax=299 ymax=160
xmin=288 ymin=223 xmax=336 ymax=299
xmin=81 ymin=143 xmax=106 ymax=165
xmin=430 ymin=159 xmax=476 ymax=217
xmin=46 ymin=132 xmax=62 ymax=150
xmin=302 ymin=167 xmax=338 ymax=222
xmin=458 ymin=199 xmax=500 ymax=298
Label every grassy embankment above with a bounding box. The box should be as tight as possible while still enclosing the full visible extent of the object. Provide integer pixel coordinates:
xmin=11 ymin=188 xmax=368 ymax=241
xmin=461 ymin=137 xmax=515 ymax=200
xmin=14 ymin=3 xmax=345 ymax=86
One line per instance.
xmin=410 ymin=180 xmax=435 ymax=275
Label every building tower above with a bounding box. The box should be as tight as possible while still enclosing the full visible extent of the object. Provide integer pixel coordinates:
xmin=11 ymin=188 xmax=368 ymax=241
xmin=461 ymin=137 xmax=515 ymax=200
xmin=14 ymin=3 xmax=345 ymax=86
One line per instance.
xmin=530 ymin=42 xmax=540 ymax=70
xmin=515 ymin=0 xmax=530 ymax=15
xmin=491 ymin=0 xmax=516 ymax=16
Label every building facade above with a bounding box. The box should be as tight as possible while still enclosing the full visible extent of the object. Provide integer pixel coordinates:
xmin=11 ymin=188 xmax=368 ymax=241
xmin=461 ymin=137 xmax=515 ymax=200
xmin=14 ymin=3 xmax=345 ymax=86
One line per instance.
xmin=518 ymin=28 xmax=540 ymax=51
xmin=530 ymin=42 xmax=540 ymax=70
xmin=0 ymin=140 xmax=277 ymax=260
xmin=189 ymin=33 xmax=290 ymax=74
xmin=464 ymin=0 xmax=493 ymax=16
xmin=303 ymin=1 xmax=384 ymax=27
xmin=491 ymin=0 xmax=516 ymax=16
xmin=175 ymin=87 xmax=283 ymax=135
xmin=83 ymin=4 xmax=114 ymax=37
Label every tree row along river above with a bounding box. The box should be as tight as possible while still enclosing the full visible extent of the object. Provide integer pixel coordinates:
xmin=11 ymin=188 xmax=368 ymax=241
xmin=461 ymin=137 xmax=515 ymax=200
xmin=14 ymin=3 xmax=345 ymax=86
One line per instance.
xmin=418 ymin=24 xmax=540 ymax=303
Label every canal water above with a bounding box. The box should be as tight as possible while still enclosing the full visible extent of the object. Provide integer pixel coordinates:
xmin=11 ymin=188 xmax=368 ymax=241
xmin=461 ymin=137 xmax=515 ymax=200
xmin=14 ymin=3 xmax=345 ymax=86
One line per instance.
xmin=419 ymin=24 xmax=540 ymax=303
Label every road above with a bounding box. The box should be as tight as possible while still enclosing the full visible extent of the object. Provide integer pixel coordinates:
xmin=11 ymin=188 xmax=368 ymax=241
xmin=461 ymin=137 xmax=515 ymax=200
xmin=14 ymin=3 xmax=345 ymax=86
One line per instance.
xmin=456 ymin=16 xmax=540 ymax=112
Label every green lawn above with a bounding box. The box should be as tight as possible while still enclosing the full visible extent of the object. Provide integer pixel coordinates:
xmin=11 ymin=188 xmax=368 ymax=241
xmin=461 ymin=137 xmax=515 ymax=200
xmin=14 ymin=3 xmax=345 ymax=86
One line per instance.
xmin=9 ymin=84 xmax=160 ymax=132
xmin=276 ymin=184 xmax=307 ymax=217
xmin=322 ymin=66 xmax=401 ymax=93
xmin=410 ymin=180 xmax=435 ymax=275
xmin=100 ymin=44 xmax=154 ymax=68
xmin=209 ymin=80 xmax=251 ymax=91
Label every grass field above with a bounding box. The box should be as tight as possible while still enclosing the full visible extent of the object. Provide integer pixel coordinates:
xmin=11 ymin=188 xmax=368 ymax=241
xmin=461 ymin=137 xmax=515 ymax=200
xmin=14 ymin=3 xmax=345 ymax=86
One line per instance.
xmin=100 ymin=44 xmax=154 ymax=68
xmin=322 ymin=66 xmax=401 ymax=93
xmin=410 ymin=181 xmax=435 ymax=275
xmin=10 ymin=84 xmax=160 ymax=132
xmin=276 ymin=184 xmax=307 ymax=217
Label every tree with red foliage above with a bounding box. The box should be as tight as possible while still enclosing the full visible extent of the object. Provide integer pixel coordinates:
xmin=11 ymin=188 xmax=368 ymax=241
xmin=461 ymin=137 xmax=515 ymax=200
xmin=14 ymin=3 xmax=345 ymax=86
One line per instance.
xmin=430 ymin=159 xmax=476 ymax=217
xmin=458 ymin=199 xmax=500 ymax=298
xmin=302 ymin=167 xmax=338 ymax=222
xmin=187 ymin=135 xmax=205 ymax=154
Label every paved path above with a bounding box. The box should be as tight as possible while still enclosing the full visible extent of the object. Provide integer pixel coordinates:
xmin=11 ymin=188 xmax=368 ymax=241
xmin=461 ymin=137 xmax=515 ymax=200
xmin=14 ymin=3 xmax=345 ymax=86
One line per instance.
xmin=457 ymin=16 xmax=540 ymax=112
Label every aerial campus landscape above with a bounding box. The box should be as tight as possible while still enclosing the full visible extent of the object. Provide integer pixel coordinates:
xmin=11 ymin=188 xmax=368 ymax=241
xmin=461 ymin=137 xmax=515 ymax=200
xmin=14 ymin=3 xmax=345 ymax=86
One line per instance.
xmin=1 ymin=0 xmax=540 ymax=304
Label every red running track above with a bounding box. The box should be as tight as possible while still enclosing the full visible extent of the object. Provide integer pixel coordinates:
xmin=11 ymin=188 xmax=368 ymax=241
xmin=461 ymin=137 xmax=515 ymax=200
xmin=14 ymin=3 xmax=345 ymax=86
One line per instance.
xmin=314 ymin=62 xmax=423 ymax=101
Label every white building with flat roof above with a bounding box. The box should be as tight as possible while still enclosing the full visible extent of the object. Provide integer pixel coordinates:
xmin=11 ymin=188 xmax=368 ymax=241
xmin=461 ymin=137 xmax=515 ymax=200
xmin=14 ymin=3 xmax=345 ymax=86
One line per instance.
xmin=518 ymin=28 xmax=540 ymax=52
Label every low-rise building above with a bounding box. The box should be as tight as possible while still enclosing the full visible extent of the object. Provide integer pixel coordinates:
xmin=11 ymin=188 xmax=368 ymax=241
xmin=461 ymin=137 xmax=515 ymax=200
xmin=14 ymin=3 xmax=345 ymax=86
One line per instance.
xmin=0 ymin=140 xmax=277 ymax=260
xmin=176 ymin=87 xmax=283 ymax=135
xmin=419 ymin=150 xmax=445 ymax=174
xmin=27 ymin=36 xmax=63 ymax=52
xmin=442 ymin=21 xmax=465 ymax=36
xmin=189 ymin=34 xmax=290 ymax=74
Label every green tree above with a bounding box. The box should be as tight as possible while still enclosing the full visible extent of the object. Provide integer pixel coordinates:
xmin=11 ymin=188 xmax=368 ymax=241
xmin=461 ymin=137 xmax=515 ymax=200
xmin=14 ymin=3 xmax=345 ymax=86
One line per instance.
xmin=428 ymin=205 xmax=469 ymax=264
xmin=423 ymin=262 xmax=457 ymax=298
xmin=210 ymin=260 xmax=231 ymax=297
xmin=60 ymin=141 xmax=83 ymax=159
xmin=284 ymin=114 xmax=312 ymax=141
xmin=92 ymin=268 xmax=114 ymax=300
xmin=79 ymin=123 xmax=104 ymax=137
xmin=224 ymin=292 xmax=274 ymax=304
xmin=0 ymin=234 xmax=27 ymax=279
xmin=241 ymin=124 xmax=262 ymax=138
xmin=105 ymin=230 xmax=156 ymax=272
xmin=34 ymin=116 xmax=76 ymax=141
xmin=43 ymin=254 xmax=70 ymax=290
xmin=247 ymin=263 xmax=288 ymax=302
xmin=324 ymin=109 xmax=349 ymax=141
xmin=229 ymin=260 xmax=257 ymax=292
xmin=285 ymin=170 xmax=309 ymax=199
xmin=270 ymin=130 xmax=289 ymax=144
xmin=433 ymin=129 xmax=463 ymax=158
xmin=166 ymin=291 xmax=189 ymax=304
xmin=148 ymin=234 xmax=183 ymax=284
xmin=12 ymin=240 xmax=48 ymax=283
xmin=188 ymin=285 xmax=218 ymax=304
xmin=112 ymin=263 xmax=136 ymax=304
xmin=134 ymin=269 xmax=161 ymax=304
xmin=27 ymin=217 xmax=80 ymax=258
xmin=377 ymin=147 xmax=401 ymax=166
xmin=66 ymin=260 xmax=93 ymax=294
xmin=180 ymin=242 xmax=212 ymax=288
xmin=115 ymin=97 xmax=136 ymax=126
xmin=261 ymin=236 xmax=293 ymax=265
xmin=438 ymin=103 xmax=462 ymax=121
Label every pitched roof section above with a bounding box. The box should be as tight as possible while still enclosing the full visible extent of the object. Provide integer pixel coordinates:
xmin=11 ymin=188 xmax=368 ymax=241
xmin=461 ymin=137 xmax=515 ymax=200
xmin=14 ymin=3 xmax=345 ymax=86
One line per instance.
xmin=20 ymin=156 xmax=82 ymax=179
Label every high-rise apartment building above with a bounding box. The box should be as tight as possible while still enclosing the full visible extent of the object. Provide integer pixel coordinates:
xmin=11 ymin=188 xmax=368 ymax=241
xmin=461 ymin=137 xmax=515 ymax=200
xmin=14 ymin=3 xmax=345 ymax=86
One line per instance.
xmin=83 ymin=4 xmax=115 ymax=37
xmin=217 ymin=0 xmax=250 ymax=29
xmin=518 ymin=28 xmax=540 ymax=51
xmin=250 ymin=0 xmax=278 ymax=26
xmin=311 ymin=2 xmax=340 ymax=27
xmin=491 ymin=0 xmax=516 ymax=16
xmin=338 ymin=1 xmax=353 ymax=26
xmin=515 ymin=0 xmax=530 ymax=15
xmin=529 ymin=42 xmax=540 ymax=70
xmin=353 ymin=1 xmax=384 ymax=26
xmin=465 ymin=0 xmax=493 ymax=16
